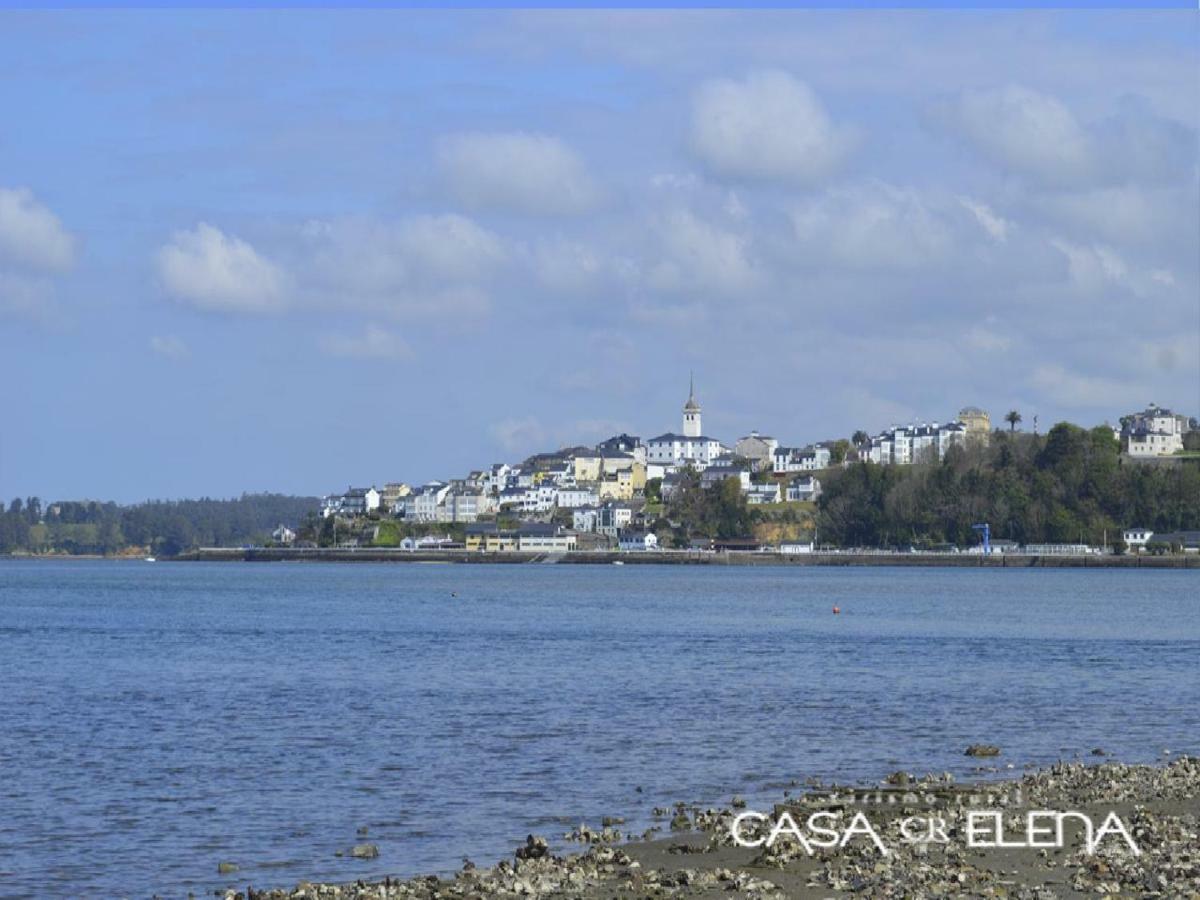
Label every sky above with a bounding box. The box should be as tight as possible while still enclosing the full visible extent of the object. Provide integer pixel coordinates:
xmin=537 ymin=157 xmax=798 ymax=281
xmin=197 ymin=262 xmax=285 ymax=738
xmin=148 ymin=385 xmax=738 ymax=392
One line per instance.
xmin=1 ymin=8 xmax=1197 ymax=503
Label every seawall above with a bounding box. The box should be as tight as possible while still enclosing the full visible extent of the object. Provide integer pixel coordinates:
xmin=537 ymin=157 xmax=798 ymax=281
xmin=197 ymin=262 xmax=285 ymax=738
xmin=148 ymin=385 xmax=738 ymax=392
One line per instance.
xmin=171 ymin=548 xmax=1199 ymax=568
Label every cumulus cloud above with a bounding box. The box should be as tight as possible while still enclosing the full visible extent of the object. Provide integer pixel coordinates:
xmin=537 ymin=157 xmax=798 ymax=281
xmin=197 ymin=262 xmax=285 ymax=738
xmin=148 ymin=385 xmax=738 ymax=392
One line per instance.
xmin=689 ymin=70 xmax=854 ymax=184
xmin=0 ymin=187 xmax=76 ymax=322
xmin=931 ymin=85 xmax=1196 ymax=188
xmin=0 ymin=187 xmax=75 ymax=272
xmin=647 ymin=209 xmax=758 ymax=296
xmin=157 ymin=223 xmax=285 ymax=313
xmin=149 ymin=334 xmax=190 ymax=360
xmin=437 ymin=131 xmax=599 ymax=215
xmin=301 ymin=214 xmax=505 ymax=317
xmin=320 ymin=324 xmax=413 ymax=361
xmin=791 ymin=182 xmax=954 ymax=269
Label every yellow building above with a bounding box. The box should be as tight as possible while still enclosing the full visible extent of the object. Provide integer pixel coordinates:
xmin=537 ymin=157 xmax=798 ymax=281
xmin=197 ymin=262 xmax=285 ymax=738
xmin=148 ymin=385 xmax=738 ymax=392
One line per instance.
xmin=958 ymin=407 xmax=991 ymax=446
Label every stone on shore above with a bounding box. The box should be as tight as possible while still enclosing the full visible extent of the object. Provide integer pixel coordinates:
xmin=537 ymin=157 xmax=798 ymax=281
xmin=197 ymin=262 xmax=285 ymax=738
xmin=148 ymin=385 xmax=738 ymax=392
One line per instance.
xmin=513 ymin=834 xmax=549 ymax=860
xmin=964 ymin=743 xmax=1001 ymax=757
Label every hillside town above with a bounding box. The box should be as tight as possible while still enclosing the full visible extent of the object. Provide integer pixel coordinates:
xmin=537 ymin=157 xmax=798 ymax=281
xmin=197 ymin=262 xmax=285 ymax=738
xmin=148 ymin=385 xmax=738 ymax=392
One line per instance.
xmin=306 ymin=382 xmax=1199 ymax=557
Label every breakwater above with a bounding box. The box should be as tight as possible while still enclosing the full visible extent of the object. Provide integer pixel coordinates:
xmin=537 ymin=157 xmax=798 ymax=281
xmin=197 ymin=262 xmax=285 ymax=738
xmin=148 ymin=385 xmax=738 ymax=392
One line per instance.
xmin=173 ymin=548 xmax=1199 ymax=567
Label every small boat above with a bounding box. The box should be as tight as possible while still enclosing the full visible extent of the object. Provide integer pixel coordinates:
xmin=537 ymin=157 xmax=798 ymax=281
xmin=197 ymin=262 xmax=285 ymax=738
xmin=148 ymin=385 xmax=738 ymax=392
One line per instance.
xmin=144 ymin=556 xmax=156 ymax=563
xmin=612 ymin=560 xmax=624 ymax=566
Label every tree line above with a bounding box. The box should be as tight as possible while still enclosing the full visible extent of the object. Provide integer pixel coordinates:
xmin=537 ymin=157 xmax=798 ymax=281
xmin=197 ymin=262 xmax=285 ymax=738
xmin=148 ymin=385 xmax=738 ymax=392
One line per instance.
xmin=0 ymin=493 xmax=318 ymax=556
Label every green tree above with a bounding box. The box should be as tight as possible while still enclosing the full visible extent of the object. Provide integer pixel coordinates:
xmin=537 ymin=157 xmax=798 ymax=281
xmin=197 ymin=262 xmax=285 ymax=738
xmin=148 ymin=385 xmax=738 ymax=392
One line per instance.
xmin=1005 ymin=410 xmax=1022 ymax=432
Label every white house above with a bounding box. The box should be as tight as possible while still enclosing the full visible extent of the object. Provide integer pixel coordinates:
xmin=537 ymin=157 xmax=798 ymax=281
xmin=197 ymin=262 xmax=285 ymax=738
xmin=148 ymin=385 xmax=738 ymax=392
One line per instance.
xmin=746 ymin=482 xmax=782 ymax=505
xmin=573 ymin=503 xmax=633 ymax=535
xmin=618 ymin=530 xmax=658 ymax=552
xmin=700 ymin=462 xmax=752 ymax=492
xmin=557 ymin=488 xmax=600 ymax=509
xmin=773 ymin=445 xmax=831 ymax=474
xmin=786 ymin=475 xmax=822 ymax=502
xmin=339 ymin=486 xmax=381 ymax=517
xmin=271 ymin=524 xmax=296 ymax=544
xmin=1124 ymin=404 xmax=1190 ymax=457
xmin=402 ymin=482 xmax=450 ymax=522
xmin=1123 ymin=528 xmax=1154 ymax=552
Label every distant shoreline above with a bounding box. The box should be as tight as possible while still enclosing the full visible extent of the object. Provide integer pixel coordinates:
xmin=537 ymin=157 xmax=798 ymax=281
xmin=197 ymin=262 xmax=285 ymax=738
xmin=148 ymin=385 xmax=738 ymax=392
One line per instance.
xmin=165 ymin=548 xmax=1200 ymax=568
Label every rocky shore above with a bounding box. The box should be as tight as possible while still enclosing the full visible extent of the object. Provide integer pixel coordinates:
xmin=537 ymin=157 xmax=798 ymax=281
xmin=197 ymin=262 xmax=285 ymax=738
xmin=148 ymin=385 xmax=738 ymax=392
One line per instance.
xmin=211 ymin=757 xmax=1199 ymax=899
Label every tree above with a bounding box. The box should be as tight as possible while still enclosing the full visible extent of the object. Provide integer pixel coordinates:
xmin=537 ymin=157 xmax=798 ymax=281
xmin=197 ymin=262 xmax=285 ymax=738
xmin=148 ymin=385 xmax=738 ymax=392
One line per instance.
xmin=1005 ymin=410 xmax=1022 ymax=432
xmin=851 ymin=430 xmax=869 ymax=447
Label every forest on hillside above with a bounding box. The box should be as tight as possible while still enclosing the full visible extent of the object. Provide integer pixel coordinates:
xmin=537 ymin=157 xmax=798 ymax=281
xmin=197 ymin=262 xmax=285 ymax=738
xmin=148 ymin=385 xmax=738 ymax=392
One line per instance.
xmin=0 ymin=493 xmax=319 ymax=556
xmin=816 ymin=424 xmax=1200 ymax=549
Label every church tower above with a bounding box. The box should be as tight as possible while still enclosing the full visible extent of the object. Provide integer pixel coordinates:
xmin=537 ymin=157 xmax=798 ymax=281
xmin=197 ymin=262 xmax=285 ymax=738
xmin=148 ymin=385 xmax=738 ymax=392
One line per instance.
xmin=682 ymin=373 xmax=702 ymax=437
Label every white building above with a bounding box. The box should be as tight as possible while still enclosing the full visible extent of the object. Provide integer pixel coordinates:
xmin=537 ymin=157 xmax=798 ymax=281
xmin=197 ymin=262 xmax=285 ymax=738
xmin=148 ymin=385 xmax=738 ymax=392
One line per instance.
xmin=573 ymin=503 xmax=633 ymax=536
xmin=645 ymin=378 xmax=725 ymax=470
xmin=618 ymin=530 xmax=658 ymax=552
xmin=516 ymin=524 xmax=577 ymax=553
xmin=773 ymin=445 xmax=831 ymax=474
xmin=338 ymin=486 xmax=381 ymax=517
xmin=1123 ymin=528 xmax=1154 ymax=552
xmin=746 ymin=482 xmax=782 ymax=505
xmin=867 ymin=421 xmax=968 ymax=465
xmin=271 ymin=524 xmax=296 ymax=544
xmin=700 ymin=462 xmax=752 ymax=492
xmin=557 ymin=488 xmax=599 ymax=509
xmin=1124 ymin=404 xmax=1190 ymax=457
xmin=779 ymin=541 xmax=814 ymax=554
xmin=402 ymin=482 xmax=450 ymax=522
xmin=786 ymin=475 xmax=822 ymax=503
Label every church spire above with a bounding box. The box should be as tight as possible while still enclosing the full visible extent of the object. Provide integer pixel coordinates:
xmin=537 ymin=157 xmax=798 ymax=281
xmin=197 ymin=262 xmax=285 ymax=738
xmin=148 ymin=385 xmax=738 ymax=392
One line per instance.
xmin=682 ymin=372 xmax=701 ymax=436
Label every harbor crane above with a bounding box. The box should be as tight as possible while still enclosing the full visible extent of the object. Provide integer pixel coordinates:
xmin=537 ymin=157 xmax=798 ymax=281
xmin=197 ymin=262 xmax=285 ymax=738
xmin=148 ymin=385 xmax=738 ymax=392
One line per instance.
xmin=971 ymin=523 xmax=991 ymax=555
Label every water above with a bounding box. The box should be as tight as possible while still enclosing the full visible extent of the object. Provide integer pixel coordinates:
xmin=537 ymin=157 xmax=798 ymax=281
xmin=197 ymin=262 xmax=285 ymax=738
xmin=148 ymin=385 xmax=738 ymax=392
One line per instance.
xmin=0 ymin=560 xmax=1196 ymax=898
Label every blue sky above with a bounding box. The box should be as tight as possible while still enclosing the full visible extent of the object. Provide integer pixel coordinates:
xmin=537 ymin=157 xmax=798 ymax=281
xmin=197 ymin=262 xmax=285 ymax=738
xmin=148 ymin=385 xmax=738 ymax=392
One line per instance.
xmin=1 ymin=9 xmax=1197 ymax=502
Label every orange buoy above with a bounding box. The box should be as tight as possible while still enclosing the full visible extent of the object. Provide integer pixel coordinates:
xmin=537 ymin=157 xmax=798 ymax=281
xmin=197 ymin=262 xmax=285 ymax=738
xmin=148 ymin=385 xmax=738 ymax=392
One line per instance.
xmin=832 ymin=606 xmax=841 ymax=614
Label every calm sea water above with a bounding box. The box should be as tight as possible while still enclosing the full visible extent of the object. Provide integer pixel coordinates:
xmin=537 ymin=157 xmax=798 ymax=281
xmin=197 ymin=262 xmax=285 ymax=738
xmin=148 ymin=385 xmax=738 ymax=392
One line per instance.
xmin=0 ymin=561 xmax=1196 ymax=898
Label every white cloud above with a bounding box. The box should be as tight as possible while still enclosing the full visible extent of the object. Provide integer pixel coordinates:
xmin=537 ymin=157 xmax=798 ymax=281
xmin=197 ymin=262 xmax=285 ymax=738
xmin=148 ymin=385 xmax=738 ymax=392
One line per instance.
xmin=958 ymin=196 xmax=1010 ymax=242
xmin=157 ymin=223 xmax=285 ymax=313
xmin=437 ymin=131 xmax=599 ymax=215
xmin=1032 ymin=185 xmax=1183 ymax=247
xmin=933 ymin=85 xmax=1196 ymax=188
xmin=647 ymin=209 xmax=758 ymax=296
xmin=1028 ymin=363 xmax=1146 ymax=409
xmin=149 ymin=334 xmax=190 ymax=360
xmin=0 ymin=187 xmax=75 ymax=272
xmin=689 ymin=70 xmax=854 ymax=183
xmin=320 ymin=324 xmax=413 ymax=361
xmin=933 ymin=85 xmax=1092 ymax=186
xmin=532 ymin=238 xmax=605 ymax=294
xmin=791 ymin=182 xmax=953 ymax=269
xmin=301 ymin=214 xmax=505 ymax=317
